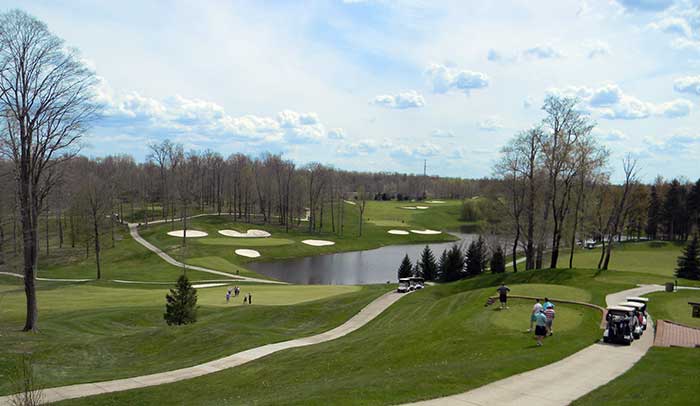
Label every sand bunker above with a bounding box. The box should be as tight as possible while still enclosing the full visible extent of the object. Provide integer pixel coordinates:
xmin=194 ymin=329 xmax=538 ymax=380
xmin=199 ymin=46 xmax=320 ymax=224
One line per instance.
xmin=416 ymin=206 xmax=429 ymax=209
xmin=388 ymin=230 xmax=410 ymax=235
xmin=410 ymin=229 xmax=442 ymax=235
xmin=166 ymin=230 xmax=208 ymax=238
xmin=235 ymin=249 xmax=261 ymax=258
xmin=426 ymin=200 xmax=445 ymax=203
xmin=218 ymin=229 xmax=271 ymax=238
xmin=344 ymin=200 xmax=357 ymax=205
xmin=301 ymin=239 xmax=336 ymax=247
xmin=192 ymin=283 xmax=228 ymax=289
xmin=401 ymin=206 xmax=417 ymax=210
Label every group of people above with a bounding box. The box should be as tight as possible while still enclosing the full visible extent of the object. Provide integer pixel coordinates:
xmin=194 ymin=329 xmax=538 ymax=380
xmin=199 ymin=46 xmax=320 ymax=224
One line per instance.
xmin=495 ymin=284 xmax=556 ymax=347
xmin=529 ymin=298 xmax=555 ymax=346
xmin=225 ymin=286 xmax=253 ymax=304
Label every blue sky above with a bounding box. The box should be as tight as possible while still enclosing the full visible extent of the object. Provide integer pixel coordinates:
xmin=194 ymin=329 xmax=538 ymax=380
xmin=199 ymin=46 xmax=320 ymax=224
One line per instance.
xmin=5 ymin=0 xmax=700 ymax=181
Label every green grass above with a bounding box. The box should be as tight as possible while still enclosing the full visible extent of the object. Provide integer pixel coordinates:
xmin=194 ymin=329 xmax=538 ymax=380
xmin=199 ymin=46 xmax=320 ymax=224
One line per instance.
xmin=644 ymin=289 xmax=700 ymax=328
xmin=571 ymin=347 xmax=700 ymax=406
xmin=363 ymin=199 xmax=473 ymax=231
xmin=58 ymin=269 xmax=613 ymax=406
xmin=0 ymin=282 xmax=386 ymax=395
xmin=571 ymin=241 xmax=685 ymax=278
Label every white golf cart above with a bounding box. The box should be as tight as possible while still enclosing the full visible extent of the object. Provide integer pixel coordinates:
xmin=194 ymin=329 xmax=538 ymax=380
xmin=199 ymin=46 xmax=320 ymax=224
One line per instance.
xmin=603 ymin=305 xmax=637 ymax=345
xmin=619 ymin=301 xmax=645 ymax=338
xmin=397 ymin=278 xmax=411 ymax=293
xmin=626 ymin=296 xmax=649 ymax=330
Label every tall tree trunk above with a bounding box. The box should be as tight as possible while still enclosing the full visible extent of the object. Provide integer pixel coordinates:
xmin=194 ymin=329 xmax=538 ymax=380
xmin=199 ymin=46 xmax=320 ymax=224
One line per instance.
xmin=93 ymin=210 xmax=101 ymax=279
xmin=19 ymin=173 xmax=39 ymax=331
xmin=45 ymin=207 xmax=50 ymax=256
xmin=58 ymin=205 xmax=64 ymax=248
xmin=512 ymin=226 xmax=520 ymax=273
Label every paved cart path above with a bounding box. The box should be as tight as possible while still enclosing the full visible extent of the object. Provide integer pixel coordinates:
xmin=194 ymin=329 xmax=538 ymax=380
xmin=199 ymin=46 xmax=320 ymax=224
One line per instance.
xmin=402 ymin=284 xmax=666 ymax=406
xmin=0 ymin=290 xmax=405 ymax=405
xmin=127 ymin=222 xmax=284 ymax=284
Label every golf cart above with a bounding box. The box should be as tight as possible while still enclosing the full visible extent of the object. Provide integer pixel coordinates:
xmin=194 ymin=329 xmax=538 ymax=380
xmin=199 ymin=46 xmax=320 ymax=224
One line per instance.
xmin=603 ymin=305 xmax=637 ymax=345
xmin=626 ymin=297 xmax=649 ymax=330
xmin=409 ymin=276 xmax=425 ymax=290
xmin=619 ymin=301 xmax=646 ymax=337
xmin=397 ymin=278 xmax=411 ymax=293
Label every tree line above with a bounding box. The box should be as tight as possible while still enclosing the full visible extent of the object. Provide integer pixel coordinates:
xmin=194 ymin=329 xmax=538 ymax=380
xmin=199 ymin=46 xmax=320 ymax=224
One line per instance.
xmin=493 ymin=96 xmax=700 ymax=273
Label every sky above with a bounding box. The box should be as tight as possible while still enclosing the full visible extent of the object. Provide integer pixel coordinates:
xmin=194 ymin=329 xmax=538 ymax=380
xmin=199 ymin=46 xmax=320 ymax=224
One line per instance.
xmin=4 ymin=0 xmax=700 ymax=182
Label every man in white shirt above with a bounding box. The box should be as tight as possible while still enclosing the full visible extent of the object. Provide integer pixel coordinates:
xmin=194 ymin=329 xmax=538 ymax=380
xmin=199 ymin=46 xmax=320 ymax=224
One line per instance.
xmin=528 ymin=298 xmax=543 ymax=332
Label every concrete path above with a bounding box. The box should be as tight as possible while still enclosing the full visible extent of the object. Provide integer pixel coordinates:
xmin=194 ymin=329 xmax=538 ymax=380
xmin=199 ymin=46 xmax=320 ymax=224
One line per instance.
xmin=0 ymin=290 xmax=405 ymax=405
xmin=403 ymin=284 xmax=665 ymax=406
xmin=0 ymin=271 xmax=92 ymax=283
xmin=127 ymin=222 xmax=284 ymax=284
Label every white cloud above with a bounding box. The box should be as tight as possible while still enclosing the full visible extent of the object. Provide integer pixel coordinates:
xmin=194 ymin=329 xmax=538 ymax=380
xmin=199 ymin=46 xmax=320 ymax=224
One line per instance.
xmin=674 ymin=76 xmax=700 ymax=95
xmin=477 ymin=116 xmax=505 ymax=131
xmin=523 ymin=45 xmax=563 ymax=59
xmin=426 ymin=63 xmax=489 ymax=94
xmin=371 ymin=90 xmax=425 ymax=109
xmin=648 ymin=17 xmax=693 ymax=37
xmin=523 ymin=96 xmax=536 ymax=109
xmin=327 ymin=128 xmax=346 ymax=139
xmin=390 ymin=142 xmax=441 ymax=160
xmin=548 ymin=83 xmax=693 ymax=120
xmin=431 ymin=129 xmax=455 ymax=138
xmin=671 ymin=37 xmax=700 ymax=52
xmin=97 ymin=82 xmax=337 ymax=146
xmin=594 ymin=128 xmax=627 ymax=142
xmin=584 ymin=40 xmax=612 ymax=59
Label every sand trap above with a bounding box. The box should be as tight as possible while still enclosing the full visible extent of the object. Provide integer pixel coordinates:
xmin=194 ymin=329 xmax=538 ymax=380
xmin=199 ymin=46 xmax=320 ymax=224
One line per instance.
xmin=426 ymin=200 xmax=445 ymax=203
xmin=235 ymin=249 xmax=261 ymax=258
xmin=301 ymin=239 xmax=336 ymax=247
xmin=166 ymin=230 xmax=208 ymax=238
xmin=416 ymin=206 xmax=429 ymax=209
xmin=402 ymin=206 xmax=417 ymax=210
xmin=344 ymin=200 xmax=357 ymax=205
xmin=410 ymin=229 xmax=442 ymax=235
xmin=192 ymin=283 xmax=228 ymax=289
xmin=218 ymin=229 xmax=271 ymax=238
xmin=388 ymin=230 xmax=410 ymax=235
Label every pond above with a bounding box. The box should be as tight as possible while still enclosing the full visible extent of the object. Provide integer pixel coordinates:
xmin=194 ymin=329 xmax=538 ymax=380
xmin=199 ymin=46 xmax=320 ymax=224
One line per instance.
xmin=248 ymin=233 xmax=478 ymax=285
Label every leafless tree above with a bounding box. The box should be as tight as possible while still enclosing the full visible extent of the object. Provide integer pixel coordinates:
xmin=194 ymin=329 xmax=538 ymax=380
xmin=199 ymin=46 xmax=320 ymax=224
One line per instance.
xmin=0 ymin=10 xmax=99 ymax=331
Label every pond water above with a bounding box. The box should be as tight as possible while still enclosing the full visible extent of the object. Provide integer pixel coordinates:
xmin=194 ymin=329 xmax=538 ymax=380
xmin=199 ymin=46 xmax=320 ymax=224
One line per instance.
xmin=248 ymin=233 xmax=477 ymax=285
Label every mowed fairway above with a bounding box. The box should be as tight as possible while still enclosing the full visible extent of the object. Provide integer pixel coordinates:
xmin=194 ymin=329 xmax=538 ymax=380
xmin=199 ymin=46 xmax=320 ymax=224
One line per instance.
xmin=57 ymin=271 xmax=608 ymax=406
xmin=0 ymin=280 xmax=385 ymax=395
xmin=571 ymin=241 xmax=685 ymax=278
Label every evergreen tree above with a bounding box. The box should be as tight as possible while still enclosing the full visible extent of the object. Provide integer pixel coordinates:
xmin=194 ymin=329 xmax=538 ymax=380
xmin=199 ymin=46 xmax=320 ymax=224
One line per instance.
xmin=646 ymin=185 xmax=660 ymax=240
xmin=398 ymin=254 xmax=413 ymax=279
xmin=465 ymin=236 xmax=488 ymax=276
xmin=418 ymin=245 xmax=438 ymax=281
xmin=437 ymin=249 xmax=448 ymax=281
xmin=490 ymin=245 xmax=506 ymax=273
xmin=662 ymin=179 xmax=685 ymax=240
xmin=688 ymin=179 xmax=700 ymax=234
xmin=676 ymin=234 xmax=700 ymax=280
xmin=441 ymin=244 xmax=465 ymax=282
xmin=164 ymin=274 xmax=198 ymax=325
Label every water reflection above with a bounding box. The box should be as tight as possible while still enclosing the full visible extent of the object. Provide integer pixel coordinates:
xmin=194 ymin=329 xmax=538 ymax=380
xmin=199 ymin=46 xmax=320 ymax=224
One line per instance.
xmin=248 ymin=233 xmax=476 ymax=285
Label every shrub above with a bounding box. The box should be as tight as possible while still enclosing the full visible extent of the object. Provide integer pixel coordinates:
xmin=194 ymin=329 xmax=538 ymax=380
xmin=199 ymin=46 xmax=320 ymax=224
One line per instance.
xmin=164 ymin=274 xmax=198 ymax=325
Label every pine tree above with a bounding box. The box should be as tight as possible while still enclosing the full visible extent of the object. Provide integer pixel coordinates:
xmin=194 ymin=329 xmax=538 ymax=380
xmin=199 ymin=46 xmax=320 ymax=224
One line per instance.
xmin=490 ymin=245 xmax=506 ymax=273
xmin=437 ymin=249 xmax=448 ymax=281
xmin=676 ymin=234 xmax=700 ymax=280
xmin=164 ymin=274 xmax=198 ymax=325
xmin=418 ymin=245 xmax=438 ymax=281
xmin=441 ymin=244 xmax=465 ymax=282
xmin=465 ymin=236 xmax=488 ymax=276
xmin=398 ymin=254 xmax=413 ymax=279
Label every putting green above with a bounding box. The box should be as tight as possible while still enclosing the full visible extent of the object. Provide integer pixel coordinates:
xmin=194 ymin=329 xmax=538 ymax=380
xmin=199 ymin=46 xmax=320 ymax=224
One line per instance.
xmin=489 ymin=301 xmax=588 ymax=333
xmin=197 ymin=237 xmax=295 ymax=247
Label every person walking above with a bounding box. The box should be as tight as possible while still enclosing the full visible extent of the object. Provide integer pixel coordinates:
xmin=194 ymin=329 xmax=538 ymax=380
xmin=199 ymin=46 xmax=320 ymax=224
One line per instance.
xmin=234 ymin=286 xmax=239 ymax=297
xmin=543 ymin=297 xmax=555 ymax=310
xmin=534 ymin=309 xmax=548 ymax=346
xmin=497 ymin=284 xmax=511 ymax=310
xmin=243 ymin=294 xmax=248 ymax=304
xmin=544 ymin=304 xmax=556 ymax=336
xmin=248 ymin=292 xmax=252 ymax=305
xmin=225 ymin=288 xmax=231 ymax=304
xmin=528 ymin=298 xmax=543 ymax=332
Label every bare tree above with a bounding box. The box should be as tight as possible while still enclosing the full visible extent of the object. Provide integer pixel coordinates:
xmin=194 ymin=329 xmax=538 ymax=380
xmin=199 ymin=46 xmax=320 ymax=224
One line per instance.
xmin=0 ymin=10 xmax=99 ymax=331
xmin=600 ymin=155 xmax=638 ymax=270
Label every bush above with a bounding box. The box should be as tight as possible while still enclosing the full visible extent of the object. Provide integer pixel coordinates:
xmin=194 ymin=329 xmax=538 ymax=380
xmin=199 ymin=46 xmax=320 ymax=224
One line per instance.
xmin=164 ymin=274 xmax=198 ymax=325
xmin=460 ymin=200 xmax=481 ymax=222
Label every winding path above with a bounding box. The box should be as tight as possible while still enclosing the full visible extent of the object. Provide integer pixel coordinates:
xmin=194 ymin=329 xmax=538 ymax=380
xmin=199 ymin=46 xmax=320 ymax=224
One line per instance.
xmin=126 ymin=222 xmax=284 ymax=284
xmin=0 ymin=290 xmax=405 ymax=405
xmin=402 ymin=284 xmax=666 ymax=406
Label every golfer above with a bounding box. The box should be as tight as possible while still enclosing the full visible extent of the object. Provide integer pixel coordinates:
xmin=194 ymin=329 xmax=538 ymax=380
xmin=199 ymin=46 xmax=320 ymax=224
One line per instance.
xmin=529 ymin=298 xmax=543 ymax=332
xmin=534 ymin=310 xmax=548 ymax=346
xmin=497 ymin=284 xmax=511 ymax=309
xmin=544 ymin=304 xmax=555 ymax=336
xmin=543 ymin=297 xmax=555 ymax=310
